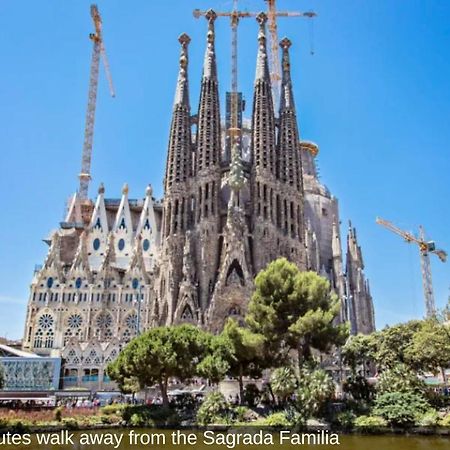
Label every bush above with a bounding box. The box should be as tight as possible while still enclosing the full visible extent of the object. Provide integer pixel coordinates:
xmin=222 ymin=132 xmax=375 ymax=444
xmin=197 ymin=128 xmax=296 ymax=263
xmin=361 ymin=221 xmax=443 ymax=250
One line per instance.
xmin=196 ymin=392 xmax=229 ymax=425
xmin=373 ymin=391 xmax=430 ymax=427
xmin=54 ymin=407 xmax=63 ymax=422
xmin=122 ymin=405 xmax=179 ymax=427
xmin=416 ymin=410 xmax=440 ymax=427
xmin=172 ymin=393 xmax=196 ymax=411
xmin=343 ymin=374 xmax=374 ymax=401
xmin=294 ymin=367 xmax=335 ymax=424
xmin=6 ymin=419 xmax=32 ymax=433
xmin=425 ymin=390 xmax=450 ymax=409
xmin=376 ymin=364 xmax=425 ymax=395
xmin=233 ymin=406 xmax=251 ymax=423
xmin=130 ymin=413 xmax=148 ymax=427
xmin=441 ymin=414 xmax=450 ymax=427
xmin=334 ymin=411 xmax=356 ymax=431
xmin=243 ymin=383 xmax=260 ymax=407
xmin=264 ymin=412 xmax=291 ymax=428
xmin=101 ymin=404 xmax=126 ymax=415
xmin=270 ymin=367 xmax=297 ymax=404
xmin=100 ymin=415 xmax=116 ymax=424
xmin=354 ymin=415 xmax=387 ymax=433
xmin=62 ymin=418 xmax=79 ymax=430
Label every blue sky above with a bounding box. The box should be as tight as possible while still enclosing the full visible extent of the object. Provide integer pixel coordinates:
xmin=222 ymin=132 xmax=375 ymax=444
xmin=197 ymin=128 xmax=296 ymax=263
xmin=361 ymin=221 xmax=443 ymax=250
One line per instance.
xmin=0 ymin=0 xmax=449 ymax=339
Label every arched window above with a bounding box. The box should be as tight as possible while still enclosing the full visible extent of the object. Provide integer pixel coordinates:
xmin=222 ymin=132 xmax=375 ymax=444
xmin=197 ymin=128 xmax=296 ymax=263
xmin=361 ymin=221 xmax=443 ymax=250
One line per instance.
xmin=34 ymin=329 xmax=43 ymax=348
xmin=34 ymin=313 xmax=55 ymax=349
xmin=181 ymin=305 xmax=194 ymax=320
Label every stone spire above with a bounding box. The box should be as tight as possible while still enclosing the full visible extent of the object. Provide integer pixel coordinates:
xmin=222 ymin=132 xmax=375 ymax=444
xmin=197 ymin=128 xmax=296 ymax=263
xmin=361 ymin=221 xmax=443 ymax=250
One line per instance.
xmin=164 ymin=33 xmax=193 ymax=192
xmin=195 ymin=10 xmax=221 ymax=173
xmin=331 ymin=219 xmax=346 ymax=321
xmin=277 ymin=38 xmax=302 ymax=191
xmin=346 ymin=221 xmax=376 ymax=334
xmin=252 ymin=12 xmax=276 ymax=176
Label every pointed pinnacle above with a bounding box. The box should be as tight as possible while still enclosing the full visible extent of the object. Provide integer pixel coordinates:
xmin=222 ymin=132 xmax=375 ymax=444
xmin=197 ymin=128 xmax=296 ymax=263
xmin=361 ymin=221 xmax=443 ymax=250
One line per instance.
xmin=178 ymin=33 xmax=191 ymax=47
xmin=205 ymin=9 xmax=217 ymax=23
xmin=256 ymin=12 xmax=267 ymax=26
xmin=280 ymin=37 xmax=292 ymax=50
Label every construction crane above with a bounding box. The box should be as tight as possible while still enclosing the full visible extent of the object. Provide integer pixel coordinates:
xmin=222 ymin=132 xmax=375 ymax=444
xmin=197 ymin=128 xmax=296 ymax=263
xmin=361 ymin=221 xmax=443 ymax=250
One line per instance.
xmin=193 ymin=1 xmax=316 ymax=131
xmin=78 ymin=4 xmax=115 ymax=200
xmin=265 ymin=1 xmax=316 ymax=109
xmin=376 ymin=217 xmax=447 ymax=318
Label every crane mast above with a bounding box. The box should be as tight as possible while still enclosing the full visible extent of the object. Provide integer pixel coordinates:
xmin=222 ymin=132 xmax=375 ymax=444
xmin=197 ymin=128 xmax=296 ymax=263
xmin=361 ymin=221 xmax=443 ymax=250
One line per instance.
xmin=265 ymin=1 xmax=316 ymax=109
xmin=376 ymin=217 xmax=447 ymax=317
xmin=79 ymin=4 xmax=115 ymax=200
xmin=193 ymin=1 xmax=316 ymax=156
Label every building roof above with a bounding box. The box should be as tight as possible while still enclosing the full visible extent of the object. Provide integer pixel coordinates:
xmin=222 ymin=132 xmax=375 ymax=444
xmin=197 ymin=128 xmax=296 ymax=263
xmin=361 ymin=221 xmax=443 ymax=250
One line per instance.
xmin=0 ymin=344 xmax=40 ymax=358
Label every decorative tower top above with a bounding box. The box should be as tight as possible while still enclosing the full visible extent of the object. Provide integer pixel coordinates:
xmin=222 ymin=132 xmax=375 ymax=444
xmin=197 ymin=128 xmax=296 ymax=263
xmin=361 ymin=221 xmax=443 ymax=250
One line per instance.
xmin=174 ymin=33 xmax=191 ymax=107
xmin=195 ymin=9 xmax=221 ymax=173
xmin=164 ymin=32 xmax=193 ymax=191
xmin=203 ymin=9 xmax=218 ymax=79
xmin=279 ymin=37 xmax=295 ymax=111
xmin=255 ymin=12 xmax=269 ymax=81
xmin=251 ymin=12 xmax=276 ymax=175
xmin=277 ymin=36 xmax=302 ymax=191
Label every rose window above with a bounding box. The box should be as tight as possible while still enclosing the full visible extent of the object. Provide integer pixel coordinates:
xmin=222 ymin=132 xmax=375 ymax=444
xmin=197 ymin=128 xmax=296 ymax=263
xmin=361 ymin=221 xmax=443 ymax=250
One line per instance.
xmin=96 ymin=313 xmax=112 ymax=328
xmin=125 ymin=314 xmax=138 ymax=330
xmin=68 ymin=314 xmax=83 ymax=329
xmin=38 ymin=314 xmax=54 ymax=330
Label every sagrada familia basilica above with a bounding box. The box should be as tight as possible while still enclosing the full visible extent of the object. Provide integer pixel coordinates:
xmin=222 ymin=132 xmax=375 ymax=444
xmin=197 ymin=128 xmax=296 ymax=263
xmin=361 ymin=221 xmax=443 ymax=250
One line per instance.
xmin=22 ymin=11 xmax=375 ymax=387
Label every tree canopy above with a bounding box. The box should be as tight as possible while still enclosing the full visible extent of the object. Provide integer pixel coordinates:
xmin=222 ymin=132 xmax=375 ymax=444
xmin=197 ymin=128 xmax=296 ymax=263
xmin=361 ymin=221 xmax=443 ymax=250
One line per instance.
xmin=405 ymin=318 xmax=450 ymax=383
xmin=107 ymin=324 xmax=213 ymax=406
xmin=246 ymin=258 xmax=348 ymax=366
xmin=219 ymin=318 xmax=265 ymax=403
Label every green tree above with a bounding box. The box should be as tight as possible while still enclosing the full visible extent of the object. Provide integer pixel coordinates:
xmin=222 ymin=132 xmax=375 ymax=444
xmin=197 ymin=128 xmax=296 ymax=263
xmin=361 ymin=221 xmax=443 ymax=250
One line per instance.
xmin=374 ymin=321 xmax=421 ymax=369
xmin=197 ymin=334 xmax=231 ymax=385
xmin=220 ymin=318 xmax=265 ymax=404
xmin=246 ymin=258 xmax=348 ymax=367
xmin=376 ymin=363 xmax=426 ymax=396
xmin=107 ymin=324 xmax=212 ymax=406
xmin=270 ymin=366 xmax=297 ymax=406
xmin=343 ymin=373 xmax=375 ymax=401
xmin=295 ymin=366 xmax=335 ymax=424
xmin=405 ymin=319 xmax=450 ymax=385
xmin=342 ymin=333 xmax=378 ymax=374
xmin=373 ymin=391 xmax=430 ymax=427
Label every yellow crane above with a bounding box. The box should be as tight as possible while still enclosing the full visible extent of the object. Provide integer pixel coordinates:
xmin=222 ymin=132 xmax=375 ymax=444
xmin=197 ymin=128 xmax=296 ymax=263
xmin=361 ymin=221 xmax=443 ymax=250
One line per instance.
xmin=376 ymin=217 xmax=447 ymax=317
xmin=193 ymin=1 xmax=316 ymax=137
xmin=79 ymin=4 xmax=115 ymax=200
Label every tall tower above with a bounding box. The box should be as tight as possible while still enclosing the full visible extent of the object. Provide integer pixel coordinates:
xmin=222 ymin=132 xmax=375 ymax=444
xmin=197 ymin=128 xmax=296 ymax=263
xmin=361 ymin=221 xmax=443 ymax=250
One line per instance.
xmin=159 ymin=33 xmax=193 ymax=324
xmin=346 ymin=223 xmax=376 ymax=334
xmin=193 ymin=10 xmax=223 ymax=314
xmin=275 ymin=38 xmax=305 ymax=268
xmin=250 ymin=13 xmax=279 ymax=273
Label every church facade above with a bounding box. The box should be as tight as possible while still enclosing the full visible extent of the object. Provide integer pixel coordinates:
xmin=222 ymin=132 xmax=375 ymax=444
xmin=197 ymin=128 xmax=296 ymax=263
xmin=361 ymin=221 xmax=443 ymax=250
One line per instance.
xmin=22 ymin=11 xmax=375 ymax=389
